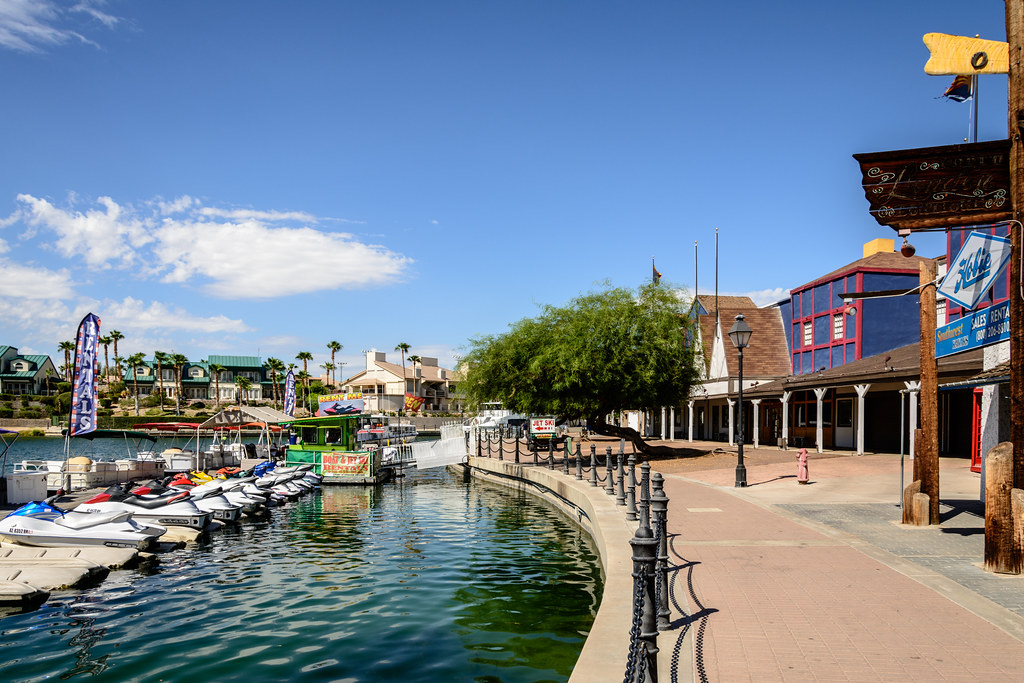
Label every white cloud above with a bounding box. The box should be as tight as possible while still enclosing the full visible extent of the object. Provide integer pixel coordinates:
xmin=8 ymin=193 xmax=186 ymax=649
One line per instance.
xmin=156 ymin=195 xmax=197 ymax=216
xmin=0 ymin=258 xmax=74 ymax=299
xmin=198 ymin=206 xmax=319 ymax=223
xmin=0 ymin=0 xmax=117 ymax=53
xmin=10 ymin=193 xmax=414 ymax=299
xmin=154 ymin=219 xmax=413 ymax=298
xmin=17 ymin=194 xmax=153 ymax=268
xmin=101 ymin=297 xmax=252 ymax=334
xmin=727 ymin=287 xmax=791 ymax=307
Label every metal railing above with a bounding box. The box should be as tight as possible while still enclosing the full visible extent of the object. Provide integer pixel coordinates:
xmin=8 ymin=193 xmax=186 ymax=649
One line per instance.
xmin=474 ymin=432 xmax=670 ymax=682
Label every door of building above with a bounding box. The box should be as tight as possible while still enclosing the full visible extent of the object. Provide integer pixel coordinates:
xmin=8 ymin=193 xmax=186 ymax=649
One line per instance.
xmin=834 ymin=398 xmax=854 ymax=449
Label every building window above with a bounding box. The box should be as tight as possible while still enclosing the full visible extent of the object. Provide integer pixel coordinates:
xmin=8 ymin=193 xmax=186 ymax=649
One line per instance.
xmin=189 ymin=367 xmax=204 ymax=378
xmin=936 ymin=298 xmax=946 ymax=325
xmin=833 ymin=314 xmax=844 ymax=340
xmin=803 ymin=322 xmax=813 ymax=347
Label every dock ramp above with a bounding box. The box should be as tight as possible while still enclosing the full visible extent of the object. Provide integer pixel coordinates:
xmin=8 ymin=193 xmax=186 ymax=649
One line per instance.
xmin=411 ymin=424 xmax=469 ymax=469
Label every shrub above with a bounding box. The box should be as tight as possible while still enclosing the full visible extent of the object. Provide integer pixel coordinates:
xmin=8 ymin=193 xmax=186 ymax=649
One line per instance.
xmin=100 ymin=398 xmax=113 ymax=408
xmin=0 ymin=409 xmax=12 ymax=419
xmin=15 ymin=409 xmax=43 ymax=419
xmin=144 ymin=408 xmax=163 ymax=416
xmin=191 ymin=401 xmax=206 ymax=409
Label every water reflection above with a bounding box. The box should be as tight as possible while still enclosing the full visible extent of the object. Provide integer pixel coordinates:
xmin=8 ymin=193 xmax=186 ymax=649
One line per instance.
xmin=0 ymin=468 xmax=601 ymax=683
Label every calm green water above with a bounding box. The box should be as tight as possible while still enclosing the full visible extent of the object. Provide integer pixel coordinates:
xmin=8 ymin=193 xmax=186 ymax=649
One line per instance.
xmin=0 ymin=463 xmax=603 ymax=682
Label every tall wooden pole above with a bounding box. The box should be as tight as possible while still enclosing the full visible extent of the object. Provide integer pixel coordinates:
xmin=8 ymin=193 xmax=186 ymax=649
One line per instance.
xmin=919 ymin=261 xmax=940 ymax=524
xmin=1008 ymin=0 xmax=1024 ymax=491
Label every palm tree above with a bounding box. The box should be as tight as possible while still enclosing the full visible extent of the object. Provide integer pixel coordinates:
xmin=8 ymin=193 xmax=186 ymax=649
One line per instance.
xmin=208 ymin=363 xmax=226 ymax=409
xmin=296 ymin=370 xmax=311 ymax=414
xmin=99 ymin=335 xmax=112 ymax=387
xmin=394 ymin=342 xmax=410 ymax=414
xmin=327 ymin=341 xmax=342 ymax=385
xmin=408 ymin=354 xmax=421 ymax=398
xmin=112 ymin=355 xmax=124 ymax=390
xmin=58 ymin=340 xmax=75 ymax=381
xmin=154 ymin=351 xmax=169 ymax=409
xmin=296 ymin=351 xmax=313 ymax=376
xmin=321 ymin=362 xmax=334 ymax=388
xmin=108 ymin=330 xmax=125 ymax=375
xmin=126 ymin=352 xmax=145 ymax=416
xmin=171 ymin=353 xmax=188 ymax=415
xmin=235 ymin=376 xmax=252 ymax=406
xmin=265 ymin=357 xmax=285 ymax=409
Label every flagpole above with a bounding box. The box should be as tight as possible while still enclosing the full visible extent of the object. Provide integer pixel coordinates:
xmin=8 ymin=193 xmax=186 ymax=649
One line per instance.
xmin=715 ymin=228 xmax=719 ymax=325
xmin=694 ymin=240 xmax=698 ymax=304
xmin=971 ymin=73 xmax=979 ymax=143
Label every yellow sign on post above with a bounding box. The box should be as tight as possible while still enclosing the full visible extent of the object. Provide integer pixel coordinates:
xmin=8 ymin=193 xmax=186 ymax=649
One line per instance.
xmin=923 ymin=32 xmax=1008 ymax=75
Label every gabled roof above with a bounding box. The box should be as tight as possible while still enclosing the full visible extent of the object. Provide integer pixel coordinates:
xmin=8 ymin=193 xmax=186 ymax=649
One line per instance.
xmin=699 ymin=307 xmax=791 ymax=380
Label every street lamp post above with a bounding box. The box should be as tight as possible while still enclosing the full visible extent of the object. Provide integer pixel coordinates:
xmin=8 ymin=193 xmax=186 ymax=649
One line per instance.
xmin=728 ymin=314 xmax=753 ymax=488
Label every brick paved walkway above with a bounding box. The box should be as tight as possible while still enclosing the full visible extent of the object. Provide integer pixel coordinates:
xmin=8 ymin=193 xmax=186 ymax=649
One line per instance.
xmin=653 ymin=450 xmax=1024 ymax=682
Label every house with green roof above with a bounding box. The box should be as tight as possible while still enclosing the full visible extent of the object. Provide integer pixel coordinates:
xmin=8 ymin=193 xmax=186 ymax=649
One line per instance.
xmin=124 ymin=354 xmax=280 ymax=405
xmin=0 ymin=346 xmax=58 ymax=395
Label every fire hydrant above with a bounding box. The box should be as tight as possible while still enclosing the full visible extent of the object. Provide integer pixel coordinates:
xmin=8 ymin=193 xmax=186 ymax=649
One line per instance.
xmin=796 ymin=448 xmax=810 ymax=485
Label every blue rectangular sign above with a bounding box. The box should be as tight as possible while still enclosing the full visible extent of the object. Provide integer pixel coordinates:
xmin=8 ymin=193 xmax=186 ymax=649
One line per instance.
xmin=935 ymin=300 xmax=1010 ymax=358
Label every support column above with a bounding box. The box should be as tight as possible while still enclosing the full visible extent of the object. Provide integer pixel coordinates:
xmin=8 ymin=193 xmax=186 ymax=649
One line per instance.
xmin=660 ymin=406 xmax=666 ymax=440
xmin=814 ymin=388 xmax=828 ymax=453
xmin=669 ymin=406 xmax=675 ymax=441
xmin=687 ymin=400 xmax=694 ymax=442
xmin=905 ymin=381 xmax=920 ymax=462
xmin=727 ymin=399 xmax=735 ymax=447
xmin=781 ymin=391 xmax=791 ymax=448
xmin=752 ymin=399 xmax=762 ymax=449
xmin=854 ymin=384 xmax=870 ymax=456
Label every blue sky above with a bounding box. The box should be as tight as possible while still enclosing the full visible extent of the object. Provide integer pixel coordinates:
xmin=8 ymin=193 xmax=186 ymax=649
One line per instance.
xmin=0 ymin=1 xmax=1010 ymax=378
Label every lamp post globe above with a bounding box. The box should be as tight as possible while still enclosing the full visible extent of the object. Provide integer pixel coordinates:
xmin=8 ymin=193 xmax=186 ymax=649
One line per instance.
xmin=728 ymin=314 xmax=753 ymax=488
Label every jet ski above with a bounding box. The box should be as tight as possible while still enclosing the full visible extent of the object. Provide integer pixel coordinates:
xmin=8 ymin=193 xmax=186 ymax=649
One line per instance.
xmin=165 ymin=475 xmax=265 ymax=516
xmin=0 ymin=499 xmax=166 ymax=550
xmin=135 ymin=479 xmax=243 ymax=524
xmin=77 ymin=485 xmax=213 ymax=528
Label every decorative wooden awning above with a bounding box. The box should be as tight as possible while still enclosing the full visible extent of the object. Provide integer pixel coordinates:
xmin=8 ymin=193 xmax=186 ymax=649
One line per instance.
xmin=852 ymin=139 xmax=1011 ymax=231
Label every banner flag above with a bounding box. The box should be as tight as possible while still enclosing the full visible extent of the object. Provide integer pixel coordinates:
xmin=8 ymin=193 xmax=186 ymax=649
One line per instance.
xmin=284 ymin=370 xmax=296 ymax=416
xmin=69 ymin=312 xmax=101 ymax=437
xmin=942 ymin=75 xmax=972 ymax=102
xmin=404 ymin=392 xmax=426 ymax=414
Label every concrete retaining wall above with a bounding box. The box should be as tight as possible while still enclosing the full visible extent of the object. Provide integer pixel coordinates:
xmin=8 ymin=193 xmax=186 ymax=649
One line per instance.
xmin=463 ymin=456 xmax=636 ymax=683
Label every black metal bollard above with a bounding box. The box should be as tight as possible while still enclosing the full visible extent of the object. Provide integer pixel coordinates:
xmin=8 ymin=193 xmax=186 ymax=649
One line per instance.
xmin=498 ymin=433 xmax=503 ymax=460
xmin=605 ymin=448 xmax=615 ymax=496
xmin=638 ymin=462 xmax=651 ymax=523
xmin=625 ymin=454 xmax=638 ymax=521
xmin=575 ymin=443 xmax=583 ymax=480
xmin=615 ymin=450 xmax=626 ymax=506
xmin=547 ymin=439 xmax=554 ymax=470
xmin=626 ymin=492 xmax=660 ymax=683
xmin=476 ymin=432 xmax=482 ymax=459
xmin=651 ymin=472 xmax=670 ymax=631
xmin=589 ymin=445 xmax=598 ymax=487
xmin=515 ymin=435 xmax=521 ymax=464
xmin=533 ymin=440 xmax=539 ymax=466
xmin=562 ymin=441 xmax=570 ymax=475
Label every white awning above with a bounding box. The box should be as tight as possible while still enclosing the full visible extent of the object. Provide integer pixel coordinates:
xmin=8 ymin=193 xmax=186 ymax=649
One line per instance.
xmin=197 ymin=405 xmax=294 ymax=428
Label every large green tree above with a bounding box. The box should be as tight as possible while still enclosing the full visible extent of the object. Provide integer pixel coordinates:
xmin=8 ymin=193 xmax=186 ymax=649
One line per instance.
xmin=458 ymin=282 xmax=701 ymax=456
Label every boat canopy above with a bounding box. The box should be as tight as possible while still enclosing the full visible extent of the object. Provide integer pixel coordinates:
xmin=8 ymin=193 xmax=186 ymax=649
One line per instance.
xmin=132 ymin=422 xmax=201 ymax=431
xmin=198 ymin=406 xmax=293 ymax=429
xmin=60 ymin=429 xmax=158 ymax=443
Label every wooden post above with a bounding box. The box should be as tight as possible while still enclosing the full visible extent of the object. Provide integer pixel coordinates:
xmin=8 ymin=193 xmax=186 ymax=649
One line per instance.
xmin=985 ymin=442 xmax=1020 ymax=573
xmin=919 ymin=262 xmax=940 ymax=524
xmin=1008 ymin=0 xmax=1024 ymax=492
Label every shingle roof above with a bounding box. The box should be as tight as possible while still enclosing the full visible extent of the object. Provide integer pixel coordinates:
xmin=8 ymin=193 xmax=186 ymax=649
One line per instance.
xmin=698 ymin=307 xmax=791 ymax=379
xmin=695 ymin=295 xmax=756 ymax=316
